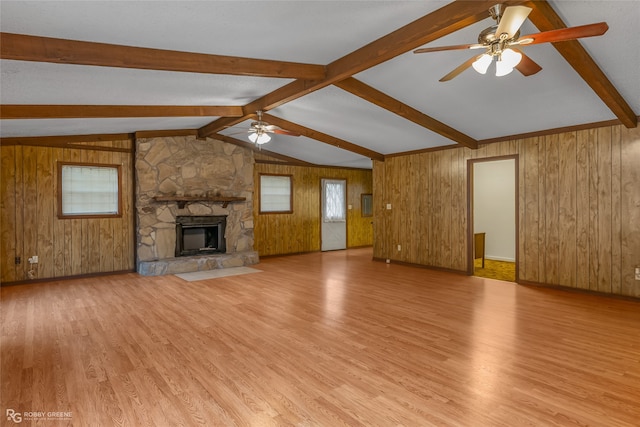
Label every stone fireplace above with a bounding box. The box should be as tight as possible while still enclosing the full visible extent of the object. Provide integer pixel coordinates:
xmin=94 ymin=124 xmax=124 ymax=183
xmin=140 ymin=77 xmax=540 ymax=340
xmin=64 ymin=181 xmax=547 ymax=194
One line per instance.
xmin=135 ymin=135 xmax=258 ymax=276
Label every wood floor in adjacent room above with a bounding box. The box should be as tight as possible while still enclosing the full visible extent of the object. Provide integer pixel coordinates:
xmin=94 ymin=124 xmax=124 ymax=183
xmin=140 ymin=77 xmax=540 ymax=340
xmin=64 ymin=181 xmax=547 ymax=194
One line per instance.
xmin=2 ymin=248 xmax=639 ymax=426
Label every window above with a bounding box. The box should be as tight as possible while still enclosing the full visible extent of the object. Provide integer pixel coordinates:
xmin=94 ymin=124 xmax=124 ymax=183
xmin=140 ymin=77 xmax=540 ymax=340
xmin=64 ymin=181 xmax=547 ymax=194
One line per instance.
xmin=323 ymin=179 xmax=346 ymax=222
xmin=58 ymin=162 xmax=121 ymax=218
xmin=259 ymin=174 xmax=292 ymax=214
xmin=361 ymin=193 xmax=373 ymax=217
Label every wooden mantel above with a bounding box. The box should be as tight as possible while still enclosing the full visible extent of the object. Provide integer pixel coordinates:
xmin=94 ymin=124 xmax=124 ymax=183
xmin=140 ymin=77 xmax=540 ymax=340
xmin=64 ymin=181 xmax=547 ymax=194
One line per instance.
xmin=152 ymin=195 xmax=246 ymax=209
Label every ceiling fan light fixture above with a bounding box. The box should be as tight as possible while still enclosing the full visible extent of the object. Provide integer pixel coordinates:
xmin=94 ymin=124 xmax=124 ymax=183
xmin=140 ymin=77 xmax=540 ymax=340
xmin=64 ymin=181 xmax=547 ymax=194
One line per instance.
xmin=472 ymin=53 xmax=492 ymax=74
xmin=248 ymin=131 xmax=271 ymax=145
xmin=495 ymin=48 xmax=522 ymax=77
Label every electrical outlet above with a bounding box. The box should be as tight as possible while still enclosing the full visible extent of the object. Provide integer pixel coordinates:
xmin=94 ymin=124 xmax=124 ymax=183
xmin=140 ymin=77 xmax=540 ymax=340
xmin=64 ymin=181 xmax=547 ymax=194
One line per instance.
xmin=15 ymin=256 xmax=21 ymax=265
xmin=397 ymin=244 xmax=401 ymax=251
xmin=635 ymin=267 xmax=640 ymax=281
xmin=386 ymin=203 xmax=392 ymax=210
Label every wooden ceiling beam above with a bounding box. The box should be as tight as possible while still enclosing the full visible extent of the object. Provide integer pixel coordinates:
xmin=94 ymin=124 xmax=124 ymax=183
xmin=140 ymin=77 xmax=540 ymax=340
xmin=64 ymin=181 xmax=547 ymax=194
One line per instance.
xmin=0 ymin=32 xmax=326 ymax=80
xmin=334 ymin=77 xmax=478 ymax=149
xmin=526 ymin=1 xmax=636 ymax=128
xmin=0 ymin=133 xmax=134 ymax=150
xmin=196 ymin=111 xmax=260 ymax=138
xmin=262 ymin=113 xmax=385 ymax=161
xmin=134 ymin=129 xmax=198 ymax=139
xmin=199 ymin=0 xmax=526 ymax=139
xmin=0 ymin=105 xmax=243 ymax=119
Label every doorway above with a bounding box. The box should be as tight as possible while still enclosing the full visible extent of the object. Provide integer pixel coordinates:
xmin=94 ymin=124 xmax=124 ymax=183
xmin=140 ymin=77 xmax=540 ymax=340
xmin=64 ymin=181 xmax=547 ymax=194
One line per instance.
xmin=469 ymin=156 xmax=518 ymax=282
xmin=321 ymin=178 xmax=347 ymax=251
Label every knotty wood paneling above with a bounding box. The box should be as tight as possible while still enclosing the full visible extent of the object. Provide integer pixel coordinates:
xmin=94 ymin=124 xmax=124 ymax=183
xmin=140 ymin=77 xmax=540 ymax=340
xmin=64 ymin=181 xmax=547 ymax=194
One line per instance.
xmin=544 ymin=135 xmax=560 ymax=285
xmin=372 ymin=160 xmax=386 ymax=257
xmin=523 ymin=137 xmax=540 ymax=282
xmin=575 ymin=132 xmax=590 ymax=290
xmin=382 ymin=146 xmax=480 ymax=270
xmin=0 ymin=141 xmax=135 ymax=283
xmin=0 ymin=146 xmax=16 ymax=279
xmin=374 ymin=124 xmax=640 ymax=297
xmin=611 ymin=126 xmax=622 ymax=294
xmin=620 ymin=126 xmax=640 ymax=296
xmin=253 ymin=163 xmax=372 ymax=256
xmin=596 ymin=126 xmax=613 ymax=293
xmin=586 ymin=128 xmax=603 ymax=291
xmin=558 ymin=131 xmax=577 ymax=288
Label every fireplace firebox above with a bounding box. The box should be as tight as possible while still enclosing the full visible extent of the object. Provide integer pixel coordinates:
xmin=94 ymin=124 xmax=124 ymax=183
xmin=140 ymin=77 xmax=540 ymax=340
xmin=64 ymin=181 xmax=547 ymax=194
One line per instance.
xmin=175 ymin=215 xmax=226 ymax=257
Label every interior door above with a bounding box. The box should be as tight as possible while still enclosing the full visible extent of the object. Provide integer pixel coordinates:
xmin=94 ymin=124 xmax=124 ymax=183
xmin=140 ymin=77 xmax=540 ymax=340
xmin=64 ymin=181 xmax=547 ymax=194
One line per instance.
xmin=470 ymin=157 xmax=517 ymax=281
xmin=321 ymin=179 xmax=347 ymax=251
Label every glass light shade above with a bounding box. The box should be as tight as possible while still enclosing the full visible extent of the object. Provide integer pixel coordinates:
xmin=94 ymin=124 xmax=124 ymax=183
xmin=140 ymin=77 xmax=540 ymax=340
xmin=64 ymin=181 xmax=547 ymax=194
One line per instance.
xmin=248 ymin=132 xmax=271 ymax=144
xmin=495 ymin=59 xmax=514 ymax=77
xmin=500 ymin=48 xmax=522 ymax=68
xmin=472 ymin=54 xmax=492 ymax=74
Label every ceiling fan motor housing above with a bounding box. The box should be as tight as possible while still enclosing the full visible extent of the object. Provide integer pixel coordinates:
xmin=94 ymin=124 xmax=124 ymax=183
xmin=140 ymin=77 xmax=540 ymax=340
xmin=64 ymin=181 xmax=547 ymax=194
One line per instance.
xmin=478 ymin=25 xmax=520 ymax=46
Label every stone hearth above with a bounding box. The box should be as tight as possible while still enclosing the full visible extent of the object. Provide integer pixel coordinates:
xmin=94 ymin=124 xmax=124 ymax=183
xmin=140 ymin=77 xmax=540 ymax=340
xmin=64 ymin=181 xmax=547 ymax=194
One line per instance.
xmin=135 ymin=135 xmax=258 ymax=276
xmin=138 ymin=252 xmax=259 ymax=276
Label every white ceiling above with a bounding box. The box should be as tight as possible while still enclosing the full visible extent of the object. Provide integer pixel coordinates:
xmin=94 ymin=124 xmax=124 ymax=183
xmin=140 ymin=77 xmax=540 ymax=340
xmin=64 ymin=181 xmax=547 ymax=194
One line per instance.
xmin=1 ymin=1 xmax=638 ymax=169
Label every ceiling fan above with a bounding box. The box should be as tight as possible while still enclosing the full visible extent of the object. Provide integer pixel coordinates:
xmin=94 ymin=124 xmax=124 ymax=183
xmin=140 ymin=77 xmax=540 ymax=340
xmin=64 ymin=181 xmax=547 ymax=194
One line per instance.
xmin=413 ymin=4 xmax=608 ymax=81
xmin=239 ymin=110 xmax=300 ymax=145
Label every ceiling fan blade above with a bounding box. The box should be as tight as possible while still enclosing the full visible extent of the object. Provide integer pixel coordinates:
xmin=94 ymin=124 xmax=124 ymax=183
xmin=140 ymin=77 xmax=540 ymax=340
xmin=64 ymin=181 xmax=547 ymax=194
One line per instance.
xmin=272 ymin=129 xmax=300 ymax=137
xmin=516 ymin=22 xmax=608 ymax=46
xmin=414 ymin=43 xmax=484 ymax=54
xmin=495 ymin=5 xmax=532 ymax=39
xmin=439 ymin=55 xmax=478 ymax=82
xmin=512 ymin=49 xmax=542 ymax=76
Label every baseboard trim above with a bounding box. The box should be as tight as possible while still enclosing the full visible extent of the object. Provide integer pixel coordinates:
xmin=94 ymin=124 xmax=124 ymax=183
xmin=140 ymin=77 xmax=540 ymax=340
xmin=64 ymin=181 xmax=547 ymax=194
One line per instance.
xmin=259 ymin=246 xmax=373 ymax=259
xmin=258 ymin=250 xmax=319 ymax=259
xmin=518 ymin=279 xmax=640 ymax=302
xmin=0 ymin=269 xmax=136 ymax=287
xmin=372 ymin=257 xmax=468 ymax=276
xmin=485 ymin=256 xmax=516 ymax=263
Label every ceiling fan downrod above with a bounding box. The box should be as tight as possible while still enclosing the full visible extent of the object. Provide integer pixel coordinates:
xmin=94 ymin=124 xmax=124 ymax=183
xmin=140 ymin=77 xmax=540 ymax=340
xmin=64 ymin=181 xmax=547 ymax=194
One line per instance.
xmin=489 ymin=4 xmax=503 ymax=24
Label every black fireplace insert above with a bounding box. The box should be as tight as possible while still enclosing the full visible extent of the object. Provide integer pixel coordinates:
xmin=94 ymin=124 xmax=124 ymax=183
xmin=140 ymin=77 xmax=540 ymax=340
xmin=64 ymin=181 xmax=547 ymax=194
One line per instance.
xmin=175 ymin=215 xmax=226 ymax=256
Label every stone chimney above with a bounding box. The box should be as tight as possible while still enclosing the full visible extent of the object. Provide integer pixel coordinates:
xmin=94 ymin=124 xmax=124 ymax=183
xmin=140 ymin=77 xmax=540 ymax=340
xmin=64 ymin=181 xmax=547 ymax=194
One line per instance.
xmin=134 ymin=135 xmax=258 ymax=275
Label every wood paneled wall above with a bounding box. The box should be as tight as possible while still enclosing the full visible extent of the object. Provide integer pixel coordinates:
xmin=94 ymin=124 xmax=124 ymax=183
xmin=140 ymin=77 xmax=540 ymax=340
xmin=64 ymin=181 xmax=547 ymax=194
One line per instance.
xmin=374 ymin=124 xmax=640 ymax=297
xmin=254 ymin=163 xmax=373 ymax=256
xmin=373 ymin=148 xmax=468 ymax=271
xmin=1 ymin=141 xmax=135 ymax=283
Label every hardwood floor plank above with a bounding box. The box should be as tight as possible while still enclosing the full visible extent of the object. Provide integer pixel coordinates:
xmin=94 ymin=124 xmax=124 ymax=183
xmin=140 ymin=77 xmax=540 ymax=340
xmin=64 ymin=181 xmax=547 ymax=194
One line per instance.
xmin=2 ymin=248 xmax=639 ymax=426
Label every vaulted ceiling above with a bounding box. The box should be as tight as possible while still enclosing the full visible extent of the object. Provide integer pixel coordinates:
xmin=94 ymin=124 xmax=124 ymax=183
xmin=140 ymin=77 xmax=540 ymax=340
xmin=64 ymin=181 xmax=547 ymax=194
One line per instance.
xmin=1 ymin=1 xmax=638 ymax=169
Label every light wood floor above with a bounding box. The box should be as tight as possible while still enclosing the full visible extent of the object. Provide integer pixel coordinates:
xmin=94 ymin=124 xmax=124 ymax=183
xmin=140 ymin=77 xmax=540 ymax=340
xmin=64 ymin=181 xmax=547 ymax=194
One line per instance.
xmin=2 ymin=248 xmax=639 ymax=426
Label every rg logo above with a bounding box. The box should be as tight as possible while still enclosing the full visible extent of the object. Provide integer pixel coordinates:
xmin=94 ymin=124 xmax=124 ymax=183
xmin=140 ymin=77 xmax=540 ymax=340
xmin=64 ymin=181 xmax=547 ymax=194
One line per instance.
xmin=6 ymin=409 xmax=22 ymax=423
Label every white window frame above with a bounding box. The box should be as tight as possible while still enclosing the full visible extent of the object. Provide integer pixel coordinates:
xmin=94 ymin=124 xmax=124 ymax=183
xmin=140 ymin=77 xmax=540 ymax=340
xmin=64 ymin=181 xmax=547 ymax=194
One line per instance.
xmin=58 ymin=162 xmax=122 ymax=219
xmin=259 ymin=174 xmax=293 ymax=214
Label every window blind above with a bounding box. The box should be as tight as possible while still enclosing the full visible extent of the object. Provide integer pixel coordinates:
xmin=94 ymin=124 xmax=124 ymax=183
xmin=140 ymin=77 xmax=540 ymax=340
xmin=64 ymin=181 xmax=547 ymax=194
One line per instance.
xmin=260 ymin=175 xmax=291 ymax=212
xmin=61 ymin=165 xmax=119 ymax=215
